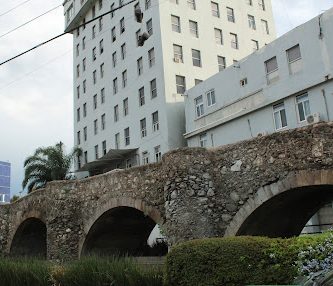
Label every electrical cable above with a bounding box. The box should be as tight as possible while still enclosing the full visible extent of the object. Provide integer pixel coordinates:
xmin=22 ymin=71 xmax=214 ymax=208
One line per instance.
xmin=0 ymin=5 xmax=62 ymax=39
xmin=0 ymin=0 xmax=33 ymax=17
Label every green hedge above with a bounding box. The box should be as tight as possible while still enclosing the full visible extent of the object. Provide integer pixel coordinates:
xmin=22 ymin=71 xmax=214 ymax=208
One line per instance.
xmin=165 ymin=234 xmax=332 ymax=286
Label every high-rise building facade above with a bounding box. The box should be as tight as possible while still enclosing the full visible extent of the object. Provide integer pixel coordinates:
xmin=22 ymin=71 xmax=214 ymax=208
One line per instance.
xmin=0 ymin=161 xmax=10 ymax=203
xmin=63 ymin=0 xmax=276 ymax=175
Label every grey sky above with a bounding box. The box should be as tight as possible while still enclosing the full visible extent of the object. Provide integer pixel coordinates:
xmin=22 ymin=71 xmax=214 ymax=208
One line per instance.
xmin=0 ymin=0 xmax=332 ymax=197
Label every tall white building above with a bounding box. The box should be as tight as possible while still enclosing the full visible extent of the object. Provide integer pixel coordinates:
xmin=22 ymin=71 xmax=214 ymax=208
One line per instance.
xmin=63 ymin=0 xmax=276 ymax=175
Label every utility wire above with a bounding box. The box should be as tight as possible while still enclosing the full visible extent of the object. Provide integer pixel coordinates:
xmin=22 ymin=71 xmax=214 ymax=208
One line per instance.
xmin=0 ymin=0 xmax=33 ymax=17
xmin=0 ymin=5 xmax=62 ymax=39
xmin=0 ymin=0 xmax=137 ymax=67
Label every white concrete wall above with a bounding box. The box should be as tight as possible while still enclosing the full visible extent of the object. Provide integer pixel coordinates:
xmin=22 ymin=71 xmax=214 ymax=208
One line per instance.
xmin=185 ymin=7 xmax=333 ymax=147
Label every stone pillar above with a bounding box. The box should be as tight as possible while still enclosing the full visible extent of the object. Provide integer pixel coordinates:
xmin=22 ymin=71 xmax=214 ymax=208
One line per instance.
xmin=162 ymin=148 xmax=218 ymax=246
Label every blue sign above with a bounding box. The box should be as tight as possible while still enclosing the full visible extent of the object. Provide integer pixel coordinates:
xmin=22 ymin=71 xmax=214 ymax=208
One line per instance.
xmin=0 ymin=161 xmax=10 ymax=203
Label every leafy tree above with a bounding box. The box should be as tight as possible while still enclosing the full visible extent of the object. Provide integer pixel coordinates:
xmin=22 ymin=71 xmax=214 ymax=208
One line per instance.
xmin=22 ymin=142 xmax=82 ymax=193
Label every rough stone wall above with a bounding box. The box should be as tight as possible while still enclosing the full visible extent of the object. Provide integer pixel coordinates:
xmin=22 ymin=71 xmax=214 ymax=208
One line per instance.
xmin=0 ymin=122 xmax=332 ymax=260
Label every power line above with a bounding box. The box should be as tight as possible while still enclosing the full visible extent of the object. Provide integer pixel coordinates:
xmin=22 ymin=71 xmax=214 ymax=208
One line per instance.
xmin=0 ymin=0 xmax=34 ymax=17
xmin=0 ymin=5 xmax=61 ymax=39
xmin=0 ymin=0 xmax=137 ymax=67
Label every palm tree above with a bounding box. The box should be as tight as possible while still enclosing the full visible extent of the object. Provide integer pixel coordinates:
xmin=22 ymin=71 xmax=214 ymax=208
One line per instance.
xmin=22 ymin=142 xmax=82 ymax=193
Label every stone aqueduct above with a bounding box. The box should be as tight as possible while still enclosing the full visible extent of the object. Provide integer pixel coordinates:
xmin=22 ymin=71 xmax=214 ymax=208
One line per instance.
xmin=1 ymin=123 xmax=333 ymax=260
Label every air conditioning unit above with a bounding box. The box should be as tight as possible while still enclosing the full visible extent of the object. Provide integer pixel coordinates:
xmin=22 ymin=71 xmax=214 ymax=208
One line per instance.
xmin=306 ymin=112 xmax=321 ymax=124
xmin=173 ymin=57 xmax=181 ymax=63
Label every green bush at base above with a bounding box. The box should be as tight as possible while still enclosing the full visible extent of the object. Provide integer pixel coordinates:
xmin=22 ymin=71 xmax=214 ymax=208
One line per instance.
xmin=165 ymin=234 xmax=332 ymax=286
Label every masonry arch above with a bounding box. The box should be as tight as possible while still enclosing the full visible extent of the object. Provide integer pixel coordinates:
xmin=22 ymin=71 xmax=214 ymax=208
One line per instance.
xmin=10 ymin=216 xmax=47 ymax=258
xmin=80 ymin=198 xmax=166 ymax=257
xmin=225 ymin=170 xmax=333 ymax=238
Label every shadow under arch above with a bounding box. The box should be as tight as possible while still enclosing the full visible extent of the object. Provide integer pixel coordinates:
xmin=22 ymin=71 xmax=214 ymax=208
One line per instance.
xmin=10 ymin=217 xmax=47 ymax=258
xmin=80 ymin=198 xmax=166 ymax=257
xmin=225 ymin=170 xmax=333 ymax=238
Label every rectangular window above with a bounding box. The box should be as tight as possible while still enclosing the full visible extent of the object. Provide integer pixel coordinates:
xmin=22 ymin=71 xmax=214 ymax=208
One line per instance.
xmin=150 ymin=79 xmax=157 ymax=98
xmin=76 ymin=64 xmax=80 ymax=78
xmin=84 ymin=151 xmax=88 ymax=163
xmin=195 ymin=95 xmax=204 ymax=117
xmin=93 ymin=94 xmax=97 ymax=109
xmin=137 ymin=57 xmax=143 ymax=75
xmin=102 ymin=140 xmax=107 ymax=155
xmin=100 ymin=63 xmax=104 ymax=78
xmin=123 ymin=98 xmax=129 ymax=116
xmin=192 ymin=49 xmax=201 ymax=67
xmin=200 ymin=133 xmax=208 ymax=147
xmin=112 ymin=51 xmax=117 ymax=67
xmin=248 ymin=15 xmax=256 ymax=30
xmin=214 ymin=28 xmax=223 ymax=45
xmin=122 ymin=70 xmax=127 ymax=88
xmin=146 ymin=19 xmax=153 ymax=35
xmin=230 ymin=33 xmax=238 ymax=49
xmin=148 ymin=48 xmax=155 ymax=67
xmin=142 ymin=151 xmax=149 ymax=165
xmin=76 ymin=44 xmax=80 ymax=56
xmin=92 ymin=25 xmax=96 ymax=39
xmin=287 ymin=44 xmax=302 ymax=74
xmin=92 ymin=47 xmax=96 ymax=61
xmin=206 ymin=89 xmax=216 ymax=106
xmin=101 ymin=113 xmax=106 ymax=130
xmin=114 ymin=105 xmax=119 ymax=122
xmin=121 ymin=43 xmax=126 ymax=59
xmin=273 ymin=102 xmax=288 ymax=130
xmin=176 ymin=75 xmax=186 ymax=94
xmin=259 ymin=0 xmax=265 ymax=10
xmin=77 ymin=108 xmax=81 ymax=122
xmin=252 ymin=39 xmax=259 ymax=51
xmin=152 ymin=111 xmax=159 ymax=132
xmin=227 ymin=7 xmax=235 ymax=22
xmin=111 ymin=27 xmax=116 ymax=41
xmin=195 ymin=79 xmax=203 ymax=85
xmin=124 ymin=127 xmax=130 ymax=146
xmin=217 ymin=56 xmax=226 ymax=71
xmin=296 ymin=93 xmax=311 ymax=122
xmin=115 ymin=133 xmax=120 ymax=149
xmin=82 ymin=37 xmax=86 ymax=49
xmin=211 ymin=2 xmax=219 ymax=17
xmin=136 ymin=29 xmax=141 ymax=46
xmin=171 ymin=15 xmax=181 ymax=33
xmin=82 ymin=58 xmax=86 ymax=71
xmin=113 ymin=78 xmax=118 ymax=94
xmin=94 ymin=119 xmax=98 ymax=135
xmin=99 ymin=17 xmax=103 ymax=31
xmin=101 ymin=88 xmax=105 ymax=104
xmin=140 ymin=118 xmax=147 ymax=137
xmin=99 ymin=39 xmax=104 ymax=54
xmin=94 ymin=145 xmax=99 ymax=159
xmin=189 ymin=20 xmax=198 ymax=38
xmin=83 ymin=103 xmax=87 ymax=117
xmin=111 ymin=3 xmax=115 ymax=18
xmin=139 ymin=87 xmax=145 ymax=106
xmin=261 ymin=19 xmax=269 ymax=34
xmin=93 ymin=70 xmax=97 ymax=84
xmin=120 ymin=17 xmax=125 ymax=33
xmin=83 ymin=80 xmax=86 ymax=93
xmin=154 ymin=145 xmax=162 ymax=162
xmin=84 ymin=127 xmax=87 ymax=141
xmin=99 ymin=0 xmax=103 ymax=10
xmin=77 ymin=86 xmax=80 ymax=99
xmin=173 ymin=44 xmax=183 ymax=63
xmin=187 ymin=0 xmax=196 ymax=9
xmin=265 ymin=56 xmax=279 ymax=84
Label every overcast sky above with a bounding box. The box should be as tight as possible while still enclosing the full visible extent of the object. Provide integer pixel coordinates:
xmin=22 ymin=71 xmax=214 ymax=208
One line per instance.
xmin=0 ymin=0 xmax=333 ymax=197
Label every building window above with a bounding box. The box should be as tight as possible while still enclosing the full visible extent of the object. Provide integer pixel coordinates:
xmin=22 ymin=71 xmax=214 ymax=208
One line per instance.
xmin=77 ymin=108 xmax=81 ymax=122
xmin=82 ymin=58 xmax=86 ymax=71
xmin=113 ymin=77 xmax=118 ymax=94
xmin=92 ymin=47 xmax=96 ymax=61
xmin=92 ymin=5 xmax=96 ymax=18
xmin=192 ymin=49 xmax=201 ymax=67
xmin=123 ymin=98 xmax=129 ymax=116
xmin=217 ymin=56 xmax=226 ymax=71
xmin=99 ymin=39 xmax=104 ymax=54
xmin=142 ymin=151 xmax=149 ymax=165
xmin=77 ymin=86 xmax=80 ymax=99
xmin=211 ymin=2 xmax=219 ymax=17
xmin=93 ymin=94 xmax=97 ymax=109
xmin=140 ymin=118 xmax=147 ymax=137
xmin=173 ymin=44 xmax=183 ymax=63
xmin=146 ymin=19 xmax=153 ymax=35
xmin=101 ymin=114 xmax=106 ymax=130
xmin=137 ymin=57 xmax=143 ymax=75
xmin=111 ymin=3 xmax=115 ymax=18
xmin=84 ymin=151 xmax=88 ymax=163
xmin=296 ymin=93 xmax=311 ymax=122
xmin=252 ymin=39 xmax=259 ymax=51
xmin=122 ymin=70 xmax=127 ymax=88
xmin=76 ymin=44 xmax=80 ymax=56
xmin=154 ymin=145 xmax=162 ymax=162
xmin=94 ymin=145 xmax=99 ymax=159
xmin=145 ymin=0 xmax=151 ymax=9
xmin=248 ymin=15 xmax=256 ymax=30
xmin=230 ymin=33 xmax=238 ymax=49
xmin=92 ymin=25 xmax=96 ymax=39
xmin=99 ymin=0 xmax=103 ymax=10
xmin=82 ymin=37 xmax=86 ymax=49
xmin=152 ymin=111 xmax=159 ymax=132
xmin=187 ymin=0 xmax=196 ymax=9
xmin=124 ymin=127 xmax=130 ymax=145
xmin=93 ymin=70 xmax=97 ymax=84
xmin=148 ymin=48 xmax=155 ymax=67
xmin=126 ymin=159 xmax=132 ymax=168
xmin=195 ymin=95 xmax=204 ymax=117
xmin=114 ymin=105 xmax=119 ymax=122
xmin=136 ymin=29 xmax=141 ymax=46
xmin=112 ymin=51 xmax=117 ymax=67
xmin=120 ymin=17 xmax=125 ymax=33
xmin=83 ymin=80 xmax=86 ymax=93
xmin=76 ymin=64 xmax=80 ymax=78
xmin=94 ymin=119 xmax=98 ymax=135
xmin=261 ymin=19 xmax=269 ymax=34
xmin=227 ymin=7 xmax=235 ymax=22
xmin=84 ymin=127 xmax=87 ymax=141
xmin=189 ymin=20 xmax=198 ymax=38
xmin=195 ymin=79 xmax=203 ymax=85
xmin=99 ymin=17 xmax=103 ymax=31
xmin=265 ymin=56 xmax=279 ymax=84
xmin=287 ymin=44 xmax=302 ymax=74
xmin=121 ymin=43 xmax=126 ymax=59
xmin=259 ymin=0 xmax=265 ymax=11
xmin=101 ymin=88 xmax=105 ymax=104
xmin=111 ymin=27 xmax=116 ymax=41
xmin=102 ymin=140 xmax=107 ymax=155
xmin=100 ymin=63 xmax=104 ymax=78
xmin=83 ymin=103 xmax=87 ymax=117
xmin=171 ymin=15 xmax=181 ymax=33
xmin=214 ymin=28 xmax=223 ymax=45
xmin=176 ymin=75 xmax=186 ymax=94
xmin=139 ymin=87 xmax=145 ymax=106
xmin=273 ymin=102 xmax=287 ymax=130
xmin=206 ymin=89 xmax=216 ymax=106
xmin=200 ymin=133 xmax=208 ymax=147
xmin=150 ymin=79 xmax=157 ymax=98
xmin=115 ymin=133 xmax=120 ymax=149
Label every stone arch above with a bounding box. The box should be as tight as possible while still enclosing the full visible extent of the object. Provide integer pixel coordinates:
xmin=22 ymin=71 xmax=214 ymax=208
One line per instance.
xmin=9 ymin=210 xmax=47 ymax=258
xmin=225 ymin=169 xmax=333 ymax=237
xmin=79 ymin=197 xmax=163 ymax=257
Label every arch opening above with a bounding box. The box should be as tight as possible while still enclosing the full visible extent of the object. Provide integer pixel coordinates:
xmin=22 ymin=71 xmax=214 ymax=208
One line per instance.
xmin=10 ymin=218 xmax=47 ymax=258
xmin=237 ymin=185 xmax=333 ymax=238
xmin=81 ymin=206 xmax=167 ymax=257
